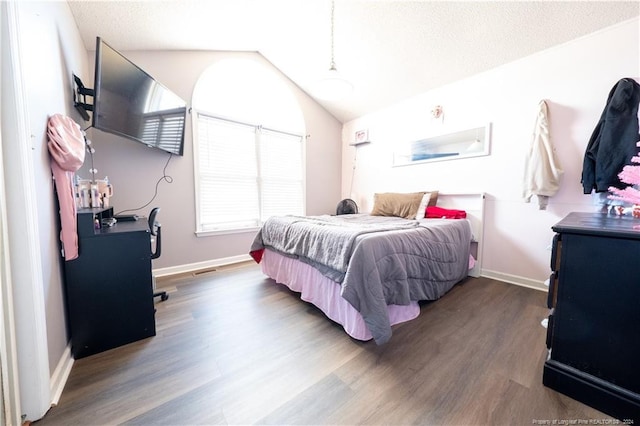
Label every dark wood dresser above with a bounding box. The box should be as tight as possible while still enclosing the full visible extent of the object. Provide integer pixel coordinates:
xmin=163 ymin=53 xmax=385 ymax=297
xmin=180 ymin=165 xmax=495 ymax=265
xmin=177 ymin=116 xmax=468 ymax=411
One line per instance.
xmin=64 ymin=207 xmax=156 ymax=359
xmin=544 ymin=212 xmax=640 ymax=422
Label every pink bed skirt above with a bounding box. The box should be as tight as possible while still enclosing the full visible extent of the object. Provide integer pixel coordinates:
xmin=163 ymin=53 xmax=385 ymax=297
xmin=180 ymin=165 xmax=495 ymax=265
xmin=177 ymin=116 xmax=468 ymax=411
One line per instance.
xmin=261 ymin=249 xmax=421 ymax=341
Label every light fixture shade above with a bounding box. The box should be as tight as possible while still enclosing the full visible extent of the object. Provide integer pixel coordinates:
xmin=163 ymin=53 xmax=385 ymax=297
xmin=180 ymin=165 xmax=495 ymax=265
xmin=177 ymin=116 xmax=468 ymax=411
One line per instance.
xmin=311 ymin=0 xmax=353 ymax=101
xmin=311 ymin=68 xmax=354 ymax=100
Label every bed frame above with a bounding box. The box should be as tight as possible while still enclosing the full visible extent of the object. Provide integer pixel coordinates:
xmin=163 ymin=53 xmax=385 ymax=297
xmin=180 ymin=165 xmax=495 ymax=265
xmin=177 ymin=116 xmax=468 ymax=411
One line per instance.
xmin=260 ymin=191 xmax=486 ymax=342
xmin=434 ymin=192 xmax=485 ymax=277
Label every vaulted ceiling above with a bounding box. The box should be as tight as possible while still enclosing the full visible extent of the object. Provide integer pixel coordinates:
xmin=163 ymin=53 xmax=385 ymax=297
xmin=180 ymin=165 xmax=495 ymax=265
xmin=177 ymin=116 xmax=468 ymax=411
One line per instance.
xmin=68 ymin=0 xmax=640 ymax=123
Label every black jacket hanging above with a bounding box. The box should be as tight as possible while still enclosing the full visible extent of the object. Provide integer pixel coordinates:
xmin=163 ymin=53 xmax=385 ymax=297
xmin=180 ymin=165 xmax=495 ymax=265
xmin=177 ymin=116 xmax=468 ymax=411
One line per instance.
xmin=581 ymin=78 xmax=640 ymax=194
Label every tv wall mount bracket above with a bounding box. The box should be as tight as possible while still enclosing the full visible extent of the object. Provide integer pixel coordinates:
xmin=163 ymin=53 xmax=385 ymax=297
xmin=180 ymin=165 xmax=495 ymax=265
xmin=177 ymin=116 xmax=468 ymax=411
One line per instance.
xmin=73 ymin=74 xmax=94 ymax=122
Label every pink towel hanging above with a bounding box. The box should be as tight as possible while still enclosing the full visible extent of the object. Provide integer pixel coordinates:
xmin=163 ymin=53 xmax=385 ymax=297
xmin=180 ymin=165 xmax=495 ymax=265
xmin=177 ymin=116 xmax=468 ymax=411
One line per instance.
xmin=47 ymin=114 xmax=86 ymax=260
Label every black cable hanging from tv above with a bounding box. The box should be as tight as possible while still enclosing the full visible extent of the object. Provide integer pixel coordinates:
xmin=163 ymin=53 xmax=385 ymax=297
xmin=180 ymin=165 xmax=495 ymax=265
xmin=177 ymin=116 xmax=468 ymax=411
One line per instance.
xmin=114 ymin=153 xmax=174 ymax=217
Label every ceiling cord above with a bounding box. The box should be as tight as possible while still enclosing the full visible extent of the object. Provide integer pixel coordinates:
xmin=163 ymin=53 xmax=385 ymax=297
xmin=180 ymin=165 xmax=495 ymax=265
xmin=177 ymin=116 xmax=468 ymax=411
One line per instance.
xmin=329 ymin=0 xmax=337 ymax=71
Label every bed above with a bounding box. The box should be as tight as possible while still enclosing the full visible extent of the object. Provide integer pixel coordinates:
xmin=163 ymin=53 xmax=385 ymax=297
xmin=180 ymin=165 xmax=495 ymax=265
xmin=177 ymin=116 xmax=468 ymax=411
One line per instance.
xmin=250 ymin=192 xmax=485 ymax=344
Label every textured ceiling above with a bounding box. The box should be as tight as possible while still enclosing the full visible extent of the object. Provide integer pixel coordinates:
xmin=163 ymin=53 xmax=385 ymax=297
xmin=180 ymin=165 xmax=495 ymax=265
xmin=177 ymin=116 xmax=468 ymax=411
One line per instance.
xmin=67 ymin=0 xmax=640 ymax=123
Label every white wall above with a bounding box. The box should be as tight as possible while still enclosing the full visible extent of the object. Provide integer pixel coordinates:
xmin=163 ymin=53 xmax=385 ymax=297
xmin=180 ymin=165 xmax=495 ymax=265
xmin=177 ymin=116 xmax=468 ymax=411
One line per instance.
xmin=342 ymin=18 xmax=640 ymax=289
xmin=2 ymin=0 xmax=88 ymax=420
xmin=82 ymin=50 xmax=342 ymax=271
xmin=18 ymin=0 xmax=89 ymax=373
xmin=0 ymin=5 xmax=23 ymax=425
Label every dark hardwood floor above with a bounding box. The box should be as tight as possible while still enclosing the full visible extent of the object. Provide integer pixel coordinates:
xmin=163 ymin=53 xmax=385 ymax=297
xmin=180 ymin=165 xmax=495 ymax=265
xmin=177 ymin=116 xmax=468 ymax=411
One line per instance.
xmin=35 ymin=262 xmax=611 ymax=425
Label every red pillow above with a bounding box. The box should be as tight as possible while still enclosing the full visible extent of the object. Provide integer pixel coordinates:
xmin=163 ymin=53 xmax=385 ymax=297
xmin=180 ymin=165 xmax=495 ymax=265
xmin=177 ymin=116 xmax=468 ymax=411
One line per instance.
xmin=425 ymin=206 xmax=467 ymax=219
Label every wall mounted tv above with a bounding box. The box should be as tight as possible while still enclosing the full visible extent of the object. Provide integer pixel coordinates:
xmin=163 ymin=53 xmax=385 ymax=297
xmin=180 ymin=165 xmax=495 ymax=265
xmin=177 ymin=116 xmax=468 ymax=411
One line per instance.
xmin=92 ymin=37 xmax=187 ymax=156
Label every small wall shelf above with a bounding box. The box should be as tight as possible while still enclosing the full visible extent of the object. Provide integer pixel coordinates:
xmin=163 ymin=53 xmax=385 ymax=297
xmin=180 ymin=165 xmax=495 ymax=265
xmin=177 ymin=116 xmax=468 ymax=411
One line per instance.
xmin=393 ymin=123 xmax=491 ymax=167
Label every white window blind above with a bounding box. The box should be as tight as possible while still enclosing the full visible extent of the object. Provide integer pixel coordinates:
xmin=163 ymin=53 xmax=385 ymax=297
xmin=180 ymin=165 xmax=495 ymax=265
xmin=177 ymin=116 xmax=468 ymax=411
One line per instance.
xmin=196 ymin=113 xmax=304 ymax=233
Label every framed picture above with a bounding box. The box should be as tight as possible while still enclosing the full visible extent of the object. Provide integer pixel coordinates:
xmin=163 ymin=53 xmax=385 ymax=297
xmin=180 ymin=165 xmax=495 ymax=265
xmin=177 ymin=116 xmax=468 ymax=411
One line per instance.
xmin=393 ymin=123 xmax=491 ymax=167
xmin=352 ymin=129 xmax=369 ymax=145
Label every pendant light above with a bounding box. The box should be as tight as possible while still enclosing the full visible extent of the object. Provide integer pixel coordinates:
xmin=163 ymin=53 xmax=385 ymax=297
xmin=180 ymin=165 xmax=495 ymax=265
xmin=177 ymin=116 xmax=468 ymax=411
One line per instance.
xmin=311 ymin=0 xmax=353 ymax=100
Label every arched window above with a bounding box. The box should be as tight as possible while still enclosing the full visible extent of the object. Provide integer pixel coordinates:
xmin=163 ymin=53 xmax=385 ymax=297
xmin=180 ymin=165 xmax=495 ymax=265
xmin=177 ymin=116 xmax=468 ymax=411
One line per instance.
xmin=192 ymin=57 xmax=306 ymax=234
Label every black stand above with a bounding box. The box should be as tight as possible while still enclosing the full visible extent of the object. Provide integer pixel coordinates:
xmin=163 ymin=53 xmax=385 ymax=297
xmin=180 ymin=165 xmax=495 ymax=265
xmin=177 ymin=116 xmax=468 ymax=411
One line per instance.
xmin=73 ymin=74 xmax=94 ymax=122
xmin=63 ymin=207 xmax=156 ymax=359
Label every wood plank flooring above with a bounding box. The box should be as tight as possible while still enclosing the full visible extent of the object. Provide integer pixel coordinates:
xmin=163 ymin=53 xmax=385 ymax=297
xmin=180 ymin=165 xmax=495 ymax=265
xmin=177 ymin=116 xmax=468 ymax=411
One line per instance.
xmin=34 ymin=262 xmax=612 ymax=425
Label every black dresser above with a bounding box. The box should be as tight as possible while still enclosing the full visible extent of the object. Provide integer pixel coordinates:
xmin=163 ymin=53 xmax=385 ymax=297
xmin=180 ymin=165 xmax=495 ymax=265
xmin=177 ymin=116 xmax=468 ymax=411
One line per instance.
xmin=63 ymin=207 xmax=156 ymax=358
xmin=544 ymin=212 xmax=640 ymax=421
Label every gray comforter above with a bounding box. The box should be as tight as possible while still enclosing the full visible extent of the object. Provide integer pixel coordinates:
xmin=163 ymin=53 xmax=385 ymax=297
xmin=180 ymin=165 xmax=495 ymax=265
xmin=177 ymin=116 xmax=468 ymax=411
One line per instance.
xmin=250 ymin=214 xmax=472 ymax=344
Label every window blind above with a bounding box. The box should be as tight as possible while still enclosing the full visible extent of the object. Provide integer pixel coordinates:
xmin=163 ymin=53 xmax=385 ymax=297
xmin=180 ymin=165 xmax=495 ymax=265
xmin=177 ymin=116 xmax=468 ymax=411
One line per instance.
xmin=195 ymin=113 xmax=304 ymax=232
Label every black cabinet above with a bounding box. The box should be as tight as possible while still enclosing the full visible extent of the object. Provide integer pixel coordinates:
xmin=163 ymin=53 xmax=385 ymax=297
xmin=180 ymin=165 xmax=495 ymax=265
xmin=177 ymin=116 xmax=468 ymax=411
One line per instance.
xmin=64 ymin=207 xmax=156 ymax=359
xmin=544 ymin=212 xmax=640 ymax=421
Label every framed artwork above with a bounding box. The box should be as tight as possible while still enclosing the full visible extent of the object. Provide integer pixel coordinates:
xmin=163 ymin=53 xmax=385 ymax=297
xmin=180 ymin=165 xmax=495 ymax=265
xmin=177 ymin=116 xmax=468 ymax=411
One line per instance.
xmin=352 ymin=129 xmax=370 ymax=146
xmin=393 ymin=123 xmax=492 ymax=166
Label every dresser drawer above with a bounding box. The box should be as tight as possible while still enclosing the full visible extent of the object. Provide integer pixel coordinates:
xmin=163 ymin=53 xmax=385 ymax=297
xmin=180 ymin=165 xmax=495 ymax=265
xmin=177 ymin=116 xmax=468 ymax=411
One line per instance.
xmin=550 ymin=233 xmax=561 ymax=271
xmin=545 ymin=309 xmax=554 ymax=349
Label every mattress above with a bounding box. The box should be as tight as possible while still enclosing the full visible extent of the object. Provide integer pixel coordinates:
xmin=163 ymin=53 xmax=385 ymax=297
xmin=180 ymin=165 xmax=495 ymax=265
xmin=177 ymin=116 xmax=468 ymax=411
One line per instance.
xmin=251 ymin=214 xmax=473 ymax=344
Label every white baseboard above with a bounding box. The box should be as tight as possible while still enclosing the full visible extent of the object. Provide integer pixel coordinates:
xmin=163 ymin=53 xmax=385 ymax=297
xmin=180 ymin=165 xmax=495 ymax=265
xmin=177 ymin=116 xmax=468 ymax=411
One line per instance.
xmin=49 ymin=344 xmax=74 ymax=406
xmin=152 ymin=254 xmax=254 ymax=278
xmin=480 ymin=269 xmax=548 ymax=292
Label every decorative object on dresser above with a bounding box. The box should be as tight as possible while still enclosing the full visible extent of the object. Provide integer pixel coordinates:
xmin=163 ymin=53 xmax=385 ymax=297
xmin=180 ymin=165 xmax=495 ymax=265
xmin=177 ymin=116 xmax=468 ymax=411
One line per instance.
xmin=544 ymin=212 xmax=640 ymax=422
xmin=608 ymin=141 xmax=640 ymax=215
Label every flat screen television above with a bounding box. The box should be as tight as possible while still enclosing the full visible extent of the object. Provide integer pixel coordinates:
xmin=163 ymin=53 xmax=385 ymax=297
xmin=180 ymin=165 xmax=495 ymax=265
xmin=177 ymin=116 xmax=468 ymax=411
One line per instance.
xmin=92 ymin=37 xmax=187 ymax=156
